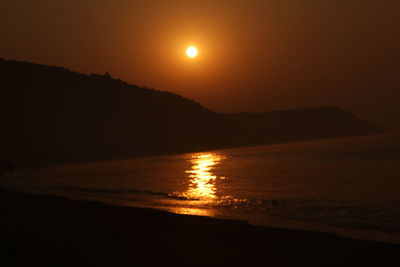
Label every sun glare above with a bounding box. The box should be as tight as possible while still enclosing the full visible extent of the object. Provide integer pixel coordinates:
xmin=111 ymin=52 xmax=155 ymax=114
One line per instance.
xmin=184 ymin=153 xmax=223 ymax=200
xmin=186 ymin=46 xmax=198 ymax=58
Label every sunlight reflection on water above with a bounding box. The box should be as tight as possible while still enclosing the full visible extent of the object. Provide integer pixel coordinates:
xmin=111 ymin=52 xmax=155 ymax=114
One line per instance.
xmin=168 ymin=207 xmax=216 ymax=217
xmin=171 ymin=152 xmax=245 ymax=216
xmin=170 ymin=153 xmax=225 ymax=216
xmin=183 ymin=153 xmax=224 ymax=201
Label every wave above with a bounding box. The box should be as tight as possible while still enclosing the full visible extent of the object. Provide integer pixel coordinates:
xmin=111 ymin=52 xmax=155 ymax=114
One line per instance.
xmin=36 ymin=186 xmax=400 ymax=235
xmin=331 ymin=148 xmax=400 ymax=161
xmin=230 ymin=199 xmax=400 ymax=234
xmin=39 ymin=186 xmax=191 ymax=200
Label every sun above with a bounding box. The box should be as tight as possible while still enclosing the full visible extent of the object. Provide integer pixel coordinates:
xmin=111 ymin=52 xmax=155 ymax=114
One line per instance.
xmin=186 ymin=46 xmax=198 ymax=58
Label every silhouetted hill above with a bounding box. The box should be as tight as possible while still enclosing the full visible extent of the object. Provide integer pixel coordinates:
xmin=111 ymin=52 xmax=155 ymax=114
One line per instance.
xmin=0 ymin=58 xmax=383 ymax=169
xmin=222 ymin=107 xmax=384 ymax=144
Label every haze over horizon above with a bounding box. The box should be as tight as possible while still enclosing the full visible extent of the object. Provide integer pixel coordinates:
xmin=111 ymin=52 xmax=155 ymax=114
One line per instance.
xmin=1 ymin=0 xmax=399 ymax=129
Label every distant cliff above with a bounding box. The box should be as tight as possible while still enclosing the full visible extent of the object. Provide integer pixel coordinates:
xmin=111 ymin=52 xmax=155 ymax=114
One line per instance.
xmin=0 ymin=58 xmax=383 ymax=169
xmin=221 ymin=107 xmax=384 ymax=145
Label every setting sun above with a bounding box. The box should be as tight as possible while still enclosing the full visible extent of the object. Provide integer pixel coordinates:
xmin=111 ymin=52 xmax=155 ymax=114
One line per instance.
xmin=186 ymin=46 xmax=198 ymax=58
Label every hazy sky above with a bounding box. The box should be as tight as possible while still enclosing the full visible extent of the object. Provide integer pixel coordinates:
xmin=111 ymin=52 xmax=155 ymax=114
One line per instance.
xmin=1 ymin=0 xmax=399 ymax=128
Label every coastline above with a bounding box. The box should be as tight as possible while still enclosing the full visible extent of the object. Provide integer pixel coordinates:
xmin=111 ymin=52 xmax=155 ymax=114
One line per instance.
xmin=1 ymin=187 xmax=399 ymax=266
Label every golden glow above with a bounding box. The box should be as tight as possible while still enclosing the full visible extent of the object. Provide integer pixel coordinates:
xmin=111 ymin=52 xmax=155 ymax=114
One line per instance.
xmin=172 ymin=152 xmax=245 ymax=217
xmin=168 ymin=207 xmax=215 ymax=217
xmin=186 ymin=46 xmax=198 ymax=58
xmin=183 ymin=153 xmax=223 ymax=200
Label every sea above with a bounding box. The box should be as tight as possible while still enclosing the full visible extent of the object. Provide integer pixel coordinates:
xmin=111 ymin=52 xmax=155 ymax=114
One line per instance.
xmin=1 ymin=134 xmax=400 ymax=243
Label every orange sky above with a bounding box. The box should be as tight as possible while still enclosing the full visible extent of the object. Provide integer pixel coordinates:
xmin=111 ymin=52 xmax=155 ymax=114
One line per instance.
xmin=1 ymin=0 xmax=399 ymax=129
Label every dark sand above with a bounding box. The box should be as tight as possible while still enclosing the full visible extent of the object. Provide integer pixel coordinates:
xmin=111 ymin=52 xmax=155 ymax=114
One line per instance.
xmin=1 ymin=188 xmax=399 ymax=267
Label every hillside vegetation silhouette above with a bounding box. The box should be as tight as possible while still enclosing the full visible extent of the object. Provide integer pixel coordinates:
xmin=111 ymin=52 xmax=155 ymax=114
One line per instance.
xmin=0 ymin=58 xmax=383 ymax=170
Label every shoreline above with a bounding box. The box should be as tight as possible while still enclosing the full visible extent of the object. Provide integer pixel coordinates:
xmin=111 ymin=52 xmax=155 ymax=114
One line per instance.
xmin=1 ymin=187 xmax=399 ymax=266
xmin=6 ymin=182 xmax=400 ymax=246
xmin=3 ymin=132 xmax=392 ymax=174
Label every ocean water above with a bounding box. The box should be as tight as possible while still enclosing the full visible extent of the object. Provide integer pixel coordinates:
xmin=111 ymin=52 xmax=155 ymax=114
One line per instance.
xmin=2 ymin=134 xmax=400 ymax=243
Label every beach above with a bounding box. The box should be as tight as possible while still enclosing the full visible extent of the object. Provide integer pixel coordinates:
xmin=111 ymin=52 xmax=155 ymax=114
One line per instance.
xmin=1 ymin=187 xmax=399 ymax=267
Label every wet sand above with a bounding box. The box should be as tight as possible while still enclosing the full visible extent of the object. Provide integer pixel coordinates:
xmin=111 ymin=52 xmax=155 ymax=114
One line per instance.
xmin=0 ymin=187 xmax=399 ymax=267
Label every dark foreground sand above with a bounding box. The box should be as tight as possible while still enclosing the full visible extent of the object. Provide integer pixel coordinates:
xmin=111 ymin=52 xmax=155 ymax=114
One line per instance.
xmin=0 ymin=187 xmax=399 ymax=267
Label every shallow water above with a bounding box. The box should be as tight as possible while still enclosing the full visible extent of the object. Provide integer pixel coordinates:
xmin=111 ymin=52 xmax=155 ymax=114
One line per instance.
xmin=2 ymin=134 xmax=400 ymax=243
